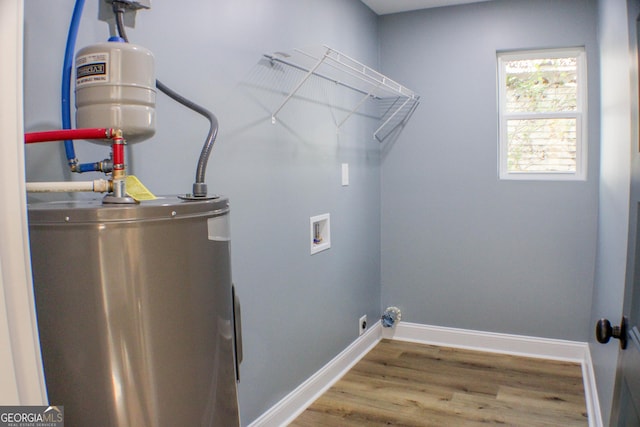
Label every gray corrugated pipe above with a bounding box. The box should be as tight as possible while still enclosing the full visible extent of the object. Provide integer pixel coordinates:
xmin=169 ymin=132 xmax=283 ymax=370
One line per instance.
xmin=113 ymin=2 xmax=216 ymax=198
xmin=154 ymin=79 xmax=218 ymax=198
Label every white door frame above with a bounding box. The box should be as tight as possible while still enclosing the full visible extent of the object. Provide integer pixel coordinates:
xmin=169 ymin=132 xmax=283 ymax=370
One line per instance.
xmin=0 ymin=0 xmax=47 ymax=405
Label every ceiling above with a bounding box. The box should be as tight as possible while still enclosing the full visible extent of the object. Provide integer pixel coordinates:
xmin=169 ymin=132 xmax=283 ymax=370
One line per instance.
xmin=359 ymin=0 xmax=492 ymax=15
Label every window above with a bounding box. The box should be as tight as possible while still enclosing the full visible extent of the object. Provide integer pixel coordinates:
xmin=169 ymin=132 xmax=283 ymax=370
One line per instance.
xmin=497 ymin=48 xmax=587 ymax=180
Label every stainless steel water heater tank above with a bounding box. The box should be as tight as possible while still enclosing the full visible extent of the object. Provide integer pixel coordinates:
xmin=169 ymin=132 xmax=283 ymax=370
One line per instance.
xmin=28 ymin=196 xmax=241 ymax=427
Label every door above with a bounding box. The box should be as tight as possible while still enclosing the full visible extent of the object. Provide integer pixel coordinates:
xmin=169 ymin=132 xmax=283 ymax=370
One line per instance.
xmin=607 ymin=4 xmax=640 ymax=424
xmin=597 ymin=3 xmax=640 ymax=425
xmin=614 ymin=212 xmax=640 ymax=425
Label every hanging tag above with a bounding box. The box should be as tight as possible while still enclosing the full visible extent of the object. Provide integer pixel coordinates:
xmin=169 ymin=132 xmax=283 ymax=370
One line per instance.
xmin=125 ymin=175 xmax=156 ymax=201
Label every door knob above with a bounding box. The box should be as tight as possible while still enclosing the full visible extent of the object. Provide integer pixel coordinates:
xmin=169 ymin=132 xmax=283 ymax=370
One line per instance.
xmin=595 ymin=316 xmax=627 ymax=350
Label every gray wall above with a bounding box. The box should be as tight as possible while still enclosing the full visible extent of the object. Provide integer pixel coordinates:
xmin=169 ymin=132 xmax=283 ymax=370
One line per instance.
xmin=379 ymin=0 xmax=600 ymax=341
xmin=22 ymin=1 xmax=380 ymax=425
xmin=590 ymin=0 xmax=637 ymax=424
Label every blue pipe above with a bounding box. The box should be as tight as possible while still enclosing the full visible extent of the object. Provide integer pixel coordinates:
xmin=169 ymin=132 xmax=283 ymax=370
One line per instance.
xmin=78 ymin=163 xmax=98 ymax=173
xmin=61 ymin=0 xmax=88 ymax=170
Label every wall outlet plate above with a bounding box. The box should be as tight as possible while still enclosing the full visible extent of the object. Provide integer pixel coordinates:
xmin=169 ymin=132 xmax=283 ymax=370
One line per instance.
xmin=341 ymin=163 xmax=349 ymax=186
xmin=359 ymin=315 xmax=367 ymax=336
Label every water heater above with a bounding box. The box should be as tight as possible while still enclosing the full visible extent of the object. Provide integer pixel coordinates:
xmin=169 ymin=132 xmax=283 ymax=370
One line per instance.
xmin=28 ymin=197 xmax=241 ymax=426
xmin=75 ymin=38 xmax=156 ymax=143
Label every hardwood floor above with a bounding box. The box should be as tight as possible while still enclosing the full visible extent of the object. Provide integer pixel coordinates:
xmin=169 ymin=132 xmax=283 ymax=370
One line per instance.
xmin=290 ymin=339 xmax=588 ymax=426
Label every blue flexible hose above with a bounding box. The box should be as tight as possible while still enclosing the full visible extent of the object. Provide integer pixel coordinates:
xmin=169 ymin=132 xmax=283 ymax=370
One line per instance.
xmin=78 ymin=163 xmax=99 ymax=173
xmin=61 ymin=0 xmax=86 ymax=170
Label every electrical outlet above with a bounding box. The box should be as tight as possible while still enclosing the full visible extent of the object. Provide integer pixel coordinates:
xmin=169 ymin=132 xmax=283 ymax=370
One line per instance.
xmin=359 ymin=315 xmax=367 ymax=336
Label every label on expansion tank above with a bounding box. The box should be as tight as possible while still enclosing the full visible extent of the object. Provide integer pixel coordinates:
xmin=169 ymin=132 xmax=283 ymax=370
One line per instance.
xmin=76 ymin=52 xmax=109 ymax=86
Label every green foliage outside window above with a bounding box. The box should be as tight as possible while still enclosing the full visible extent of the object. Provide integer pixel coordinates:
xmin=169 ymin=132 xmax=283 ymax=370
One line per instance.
xmin=504 ymin=57 xmax=579 ymax=173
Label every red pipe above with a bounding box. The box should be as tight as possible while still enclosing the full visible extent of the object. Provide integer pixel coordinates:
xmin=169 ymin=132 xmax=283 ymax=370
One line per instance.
xmin=25 ymin=128 xmax=113 ymax=144
xmin=112 ymin=138 xmax=125 ymax=173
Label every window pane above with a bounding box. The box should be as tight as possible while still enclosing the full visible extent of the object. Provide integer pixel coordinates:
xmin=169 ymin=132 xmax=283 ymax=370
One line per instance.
xmin=507 ymin=118 xmax=577 ymax=172
xmin=505 ymin=57 xmax=577 ymax=113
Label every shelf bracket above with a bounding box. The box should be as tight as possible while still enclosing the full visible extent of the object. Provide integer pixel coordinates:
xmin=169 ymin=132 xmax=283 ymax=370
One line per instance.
xmin=271 ymin=48 xmax=330 ymax=124
xmin=337 ymin=89 xmax=376 ymax=129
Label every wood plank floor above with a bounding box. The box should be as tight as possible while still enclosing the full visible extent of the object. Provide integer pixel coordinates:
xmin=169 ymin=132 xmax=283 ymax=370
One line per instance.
xmin=290 ymin=339 xmax=588 ymax=426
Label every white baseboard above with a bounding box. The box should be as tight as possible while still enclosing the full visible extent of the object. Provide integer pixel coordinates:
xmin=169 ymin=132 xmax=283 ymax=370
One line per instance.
xmin=249 ymin=321 xmax=602 ymax=427
xmin=248 ymin=323 xmax=382 ymax=427
xmin=384 ymin=322 xmax=587 ymax=361
xmin=582 ymin=344 xmax=604 ymax=427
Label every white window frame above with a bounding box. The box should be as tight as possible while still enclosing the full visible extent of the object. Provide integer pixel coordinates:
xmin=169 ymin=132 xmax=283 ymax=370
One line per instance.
xmin=497 ymin=48 xmax=587 ymax=181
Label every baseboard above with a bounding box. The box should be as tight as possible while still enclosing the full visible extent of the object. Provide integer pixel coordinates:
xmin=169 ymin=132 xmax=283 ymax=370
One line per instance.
xmin=384 ymin=322 xmax=587 ymax=361
xmin=384 ymin=322 xmax=603 ymax=427
xmin=248 ymin=323 xmax=382 ymax=427
xmin=582 ymin=344 xmax=604 ymax=427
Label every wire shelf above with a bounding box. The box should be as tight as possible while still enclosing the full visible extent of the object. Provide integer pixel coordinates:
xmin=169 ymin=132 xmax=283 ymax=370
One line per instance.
xmin=263 ymin=45 xmax=420 ymax=142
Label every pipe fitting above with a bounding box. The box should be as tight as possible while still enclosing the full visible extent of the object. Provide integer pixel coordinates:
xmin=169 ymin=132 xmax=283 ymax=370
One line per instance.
xmin=192 ymin=182 xmax=208 ymax=198
xmin=110 ymin=128 xmax=123 ymax=139
xmin=98 ymin=157 xmax=114 ymax=173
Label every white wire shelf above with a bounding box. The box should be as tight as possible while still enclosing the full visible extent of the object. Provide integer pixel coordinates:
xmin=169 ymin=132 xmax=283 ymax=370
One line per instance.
xmin=263 ymin=45 xmax=420 ymax=142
